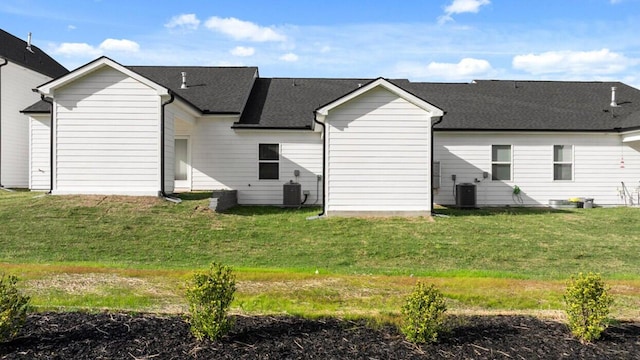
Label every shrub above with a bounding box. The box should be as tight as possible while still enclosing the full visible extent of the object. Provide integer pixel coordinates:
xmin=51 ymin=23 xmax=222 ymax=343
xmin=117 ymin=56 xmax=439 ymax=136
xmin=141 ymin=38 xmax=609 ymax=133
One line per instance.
xmin=0 ymin=274 xmax=31 ymax=342
xmin=186 ymin=263 xmax=236 ymax=341
xmin=401 ymin=282 xmax=447 ymax=344
xmin=564 ymin=272 xmax=613 ymax=342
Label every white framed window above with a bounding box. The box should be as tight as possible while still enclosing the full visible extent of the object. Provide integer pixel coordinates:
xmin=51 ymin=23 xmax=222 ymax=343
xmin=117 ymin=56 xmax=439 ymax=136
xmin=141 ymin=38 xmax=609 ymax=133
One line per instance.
xmin=491 ymin=145 xmax=512 ymax=181
xmin=553 ymin=145 xmax=573 ymax=181
xmin=258 ymin=143 xmax=279 ymax=180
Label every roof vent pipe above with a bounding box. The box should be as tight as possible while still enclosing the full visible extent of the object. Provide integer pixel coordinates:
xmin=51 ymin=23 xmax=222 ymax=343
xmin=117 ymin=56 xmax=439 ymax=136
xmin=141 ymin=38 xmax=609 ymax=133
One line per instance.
xmin=26 ymin=32 xmax=34 ymax=53
xmin=610 ymin=86 xmax=618 ymax=107
xmin=180 ymin=72 xmax=188 ymax=89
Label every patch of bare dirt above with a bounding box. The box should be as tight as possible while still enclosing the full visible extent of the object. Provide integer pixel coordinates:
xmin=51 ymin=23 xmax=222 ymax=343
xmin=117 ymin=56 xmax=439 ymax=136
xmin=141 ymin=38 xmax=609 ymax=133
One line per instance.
xmin=61 ymin=195 xmax=165 ymax=209
xmin=1 ymin=313 xmax=639 ymax=359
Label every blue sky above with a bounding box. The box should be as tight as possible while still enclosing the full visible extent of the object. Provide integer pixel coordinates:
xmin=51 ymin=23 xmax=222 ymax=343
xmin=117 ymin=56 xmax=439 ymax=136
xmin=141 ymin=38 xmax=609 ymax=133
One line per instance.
xmin=3 ymin=0 xmax=640 ymax=87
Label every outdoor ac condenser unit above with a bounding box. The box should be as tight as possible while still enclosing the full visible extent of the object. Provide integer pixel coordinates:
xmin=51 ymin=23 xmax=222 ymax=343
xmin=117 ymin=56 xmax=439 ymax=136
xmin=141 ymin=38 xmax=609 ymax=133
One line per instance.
xmin=283 ymin=181 xmax=302 ymax=207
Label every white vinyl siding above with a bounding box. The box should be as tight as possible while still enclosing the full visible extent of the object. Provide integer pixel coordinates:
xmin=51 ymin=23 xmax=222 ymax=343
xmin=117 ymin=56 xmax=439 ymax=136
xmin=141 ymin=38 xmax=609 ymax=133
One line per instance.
xmin=325 ymin=87 xmax=432 ymax=214
xmin=28 ymin=115 xmax=51 ymax=190
xmin=177 ymin=116 xmax=322 ymax=205
xmin=52 ymin=67 xmax=161 ymax=195
xmin=1 ymin=62 xmax=52 ymax=187
xmin=434 ymin=132 xmax=640 ymax=206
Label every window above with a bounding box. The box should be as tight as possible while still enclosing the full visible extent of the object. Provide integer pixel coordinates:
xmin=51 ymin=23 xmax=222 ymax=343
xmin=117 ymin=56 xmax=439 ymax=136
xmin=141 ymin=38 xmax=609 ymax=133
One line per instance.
xmin=258 ymin=143 xmax=279 ymax=179
xmin=491 ymin=145 xmax=511 ymax=181
xmin=553 ymin=145 xmax=573 ymax=181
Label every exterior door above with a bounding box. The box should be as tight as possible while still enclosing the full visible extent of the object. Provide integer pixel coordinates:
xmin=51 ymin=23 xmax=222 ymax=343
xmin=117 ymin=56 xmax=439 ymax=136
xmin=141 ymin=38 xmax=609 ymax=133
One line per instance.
xmin=174 ymin=137 xmax=190 ymax=190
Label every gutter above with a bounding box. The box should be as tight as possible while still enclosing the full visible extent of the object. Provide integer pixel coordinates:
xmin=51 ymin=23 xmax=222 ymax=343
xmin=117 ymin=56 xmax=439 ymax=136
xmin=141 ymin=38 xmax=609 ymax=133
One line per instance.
xmin=311 ymin=115 xmax=326 ymax=218
xmin=231 ymin=125 xmax=313 ymax=131
xmin=0 ymin=57 xmax=8 ymax=188
xmin=39 ymin=94 xmax=54 ymax=194
xmin=431 ymin=114 xmax=445 ymax=216
xmin=159 ymin=91 xmax=176 ymax=200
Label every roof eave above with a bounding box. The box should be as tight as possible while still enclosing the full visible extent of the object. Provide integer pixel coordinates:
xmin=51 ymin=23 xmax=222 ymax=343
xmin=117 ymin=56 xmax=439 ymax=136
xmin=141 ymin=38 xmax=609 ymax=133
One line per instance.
xmin=36 ymin=56 xmax=169 ymax=97
xmin=433 ymin=128 xmax=624 ymax=133
xmin=315 ymin=77 xmax=444 ymax=120
xmin=231 ymin=124 xmax=313 ymax=130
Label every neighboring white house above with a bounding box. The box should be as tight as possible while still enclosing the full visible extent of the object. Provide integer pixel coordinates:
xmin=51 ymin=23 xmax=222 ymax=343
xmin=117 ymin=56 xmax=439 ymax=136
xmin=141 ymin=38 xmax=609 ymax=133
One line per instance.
xmin=23 ymin=55 xmax=640 ymax=214
xmin=0 ymin=29 xmax=67 ymax=188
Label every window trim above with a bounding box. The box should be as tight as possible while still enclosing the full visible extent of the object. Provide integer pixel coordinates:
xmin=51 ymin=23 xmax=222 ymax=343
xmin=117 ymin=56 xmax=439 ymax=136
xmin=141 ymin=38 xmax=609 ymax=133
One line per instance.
xmin=491 ymin=144 xmax=512 ymax=181
xmin=553 ymin=144 xmax=573 ymax=181
xmin=258 ymin=143 xmax=280 ymax=180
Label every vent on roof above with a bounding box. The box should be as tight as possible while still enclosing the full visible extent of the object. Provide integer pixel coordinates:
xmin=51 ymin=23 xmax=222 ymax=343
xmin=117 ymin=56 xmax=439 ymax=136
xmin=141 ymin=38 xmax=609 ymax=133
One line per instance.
xmin=26 ymin=32 xmax=34 ymax=53
xmin=610 ymin=86 xmax=618 ymax=107
xmin=181 ymin=72 xmax=188 ymax=89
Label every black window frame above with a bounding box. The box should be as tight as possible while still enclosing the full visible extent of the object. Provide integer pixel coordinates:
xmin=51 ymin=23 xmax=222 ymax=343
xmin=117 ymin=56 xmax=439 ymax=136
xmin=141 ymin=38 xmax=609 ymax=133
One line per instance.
xmin=258 ymin=143 xmax=280 ymax=180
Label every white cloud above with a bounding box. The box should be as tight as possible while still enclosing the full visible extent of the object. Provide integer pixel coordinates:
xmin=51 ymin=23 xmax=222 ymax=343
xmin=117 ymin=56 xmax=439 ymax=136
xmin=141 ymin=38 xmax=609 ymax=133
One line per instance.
xmin=165 ymin=14 xmax=200 ymax=30
xmin=279 ymin=52 xmax=299 ymax=62
xmin=204 ymin=16 xmax=286 ymax=42
xmin=512 ymin=49 xmax=633 ymax=75
xmin=439 ymin=0 xmax=490 ymax=24
xmin=52 ymin=42 xmax=101 ymax=57
xmin=230 ymin=46 xmax=255 ymax=57
xmin=51 ymin=38 xmax=139 ymax=59
xmin=395 ymin=58 xmax=494 ymax=81
xmin=99 ymin=38 xmax=140 ymax=52
xmin=67 ymin=25 xmax=76 ymax=31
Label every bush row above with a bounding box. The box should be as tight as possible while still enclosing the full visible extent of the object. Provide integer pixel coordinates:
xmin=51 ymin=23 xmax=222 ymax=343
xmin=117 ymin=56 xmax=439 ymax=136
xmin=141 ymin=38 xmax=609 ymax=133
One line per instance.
xmin=0 ymin=268 xmax=614 ymax=344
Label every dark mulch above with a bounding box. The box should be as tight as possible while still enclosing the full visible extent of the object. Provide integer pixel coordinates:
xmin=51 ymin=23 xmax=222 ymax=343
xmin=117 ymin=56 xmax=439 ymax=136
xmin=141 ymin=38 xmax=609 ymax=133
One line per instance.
xmin=1 ymin=312 xmax=639 ymax=359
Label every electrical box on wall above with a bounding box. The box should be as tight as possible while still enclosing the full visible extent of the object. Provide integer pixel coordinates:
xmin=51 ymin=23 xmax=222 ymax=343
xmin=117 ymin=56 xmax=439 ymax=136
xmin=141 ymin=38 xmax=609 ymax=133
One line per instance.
xmin=432 ymin=161 xmax=441 ymax=189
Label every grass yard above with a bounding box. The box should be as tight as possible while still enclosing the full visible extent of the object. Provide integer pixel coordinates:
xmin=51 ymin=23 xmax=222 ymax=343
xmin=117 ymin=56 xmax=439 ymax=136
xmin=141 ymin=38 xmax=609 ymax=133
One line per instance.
xmin=1 ymin=190 xmax=639 ymax=320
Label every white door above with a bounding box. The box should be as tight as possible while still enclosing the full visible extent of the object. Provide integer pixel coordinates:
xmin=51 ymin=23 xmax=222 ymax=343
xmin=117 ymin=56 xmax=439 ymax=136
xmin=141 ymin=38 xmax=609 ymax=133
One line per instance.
xmin=174 ymin=137 xmax=191 ymax=190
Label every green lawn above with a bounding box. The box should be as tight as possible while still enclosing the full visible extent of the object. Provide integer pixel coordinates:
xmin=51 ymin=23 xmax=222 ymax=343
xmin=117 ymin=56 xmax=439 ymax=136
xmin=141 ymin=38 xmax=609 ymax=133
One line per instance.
xmin=1 ymin=191 xmax=638 ymax=278
xmin=1 ymin=191 xmax=639 ymax=319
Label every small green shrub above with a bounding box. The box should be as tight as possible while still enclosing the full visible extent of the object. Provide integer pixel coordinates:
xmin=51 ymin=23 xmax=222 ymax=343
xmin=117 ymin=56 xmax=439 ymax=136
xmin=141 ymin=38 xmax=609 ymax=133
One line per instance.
xmin=0 ymin=274 xmax=31 ymax=342
xmin=401 ymin=282 xmax=447 ymax=344
xmin=564 ymin=272 xmax=613 ymax=342
xmin=186 ymin=263 xmax=236 ymax=341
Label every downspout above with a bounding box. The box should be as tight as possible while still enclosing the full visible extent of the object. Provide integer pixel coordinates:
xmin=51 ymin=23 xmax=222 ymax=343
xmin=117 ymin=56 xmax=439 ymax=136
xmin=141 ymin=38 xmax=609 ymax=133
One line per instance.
xmin=0 ymin=57 xmax=8 ymax=188
xmin=312 ymin=115 xmax=326 ymax=217
xmin=159 ymin=91 xmax=176 ymax=200
xmin=40 ymin=94 xmax=54 ymax=194
xmin=431 ymin=114 xmax=445 ymax=216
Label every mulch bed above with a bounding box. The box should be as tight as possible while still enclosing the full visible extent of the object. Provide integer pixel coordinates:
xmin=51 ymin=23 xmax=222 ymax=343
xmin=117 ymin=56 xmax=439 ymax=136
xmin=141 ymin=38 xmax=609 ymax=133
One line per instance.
xmin=1 ymin=312 xmax=639 ymax=359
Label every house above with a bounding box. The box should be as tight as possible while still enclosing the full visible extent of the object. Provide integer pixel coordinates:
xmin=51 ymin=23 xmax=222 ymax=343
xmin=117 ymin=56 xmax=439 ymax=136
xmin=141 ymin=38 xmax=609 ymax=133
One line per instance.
xmin=23 ymin=56 xmax=640 ymax=215
xmin=0 ymin=29 xmax=67 ymax=188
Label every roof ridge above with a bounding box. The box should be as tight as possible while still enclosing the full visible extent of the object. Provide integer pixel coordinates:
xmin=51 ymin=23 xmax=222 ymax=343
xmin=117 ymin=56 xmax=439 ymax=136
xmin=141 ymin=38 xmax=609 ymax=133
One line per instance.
xmin=127 ymin=65 xmax=258 ymax=69
xmin=265 ymin=77 xmax=375 ymax=80
xmin=473 ymin=79 xmax=624 ymax=84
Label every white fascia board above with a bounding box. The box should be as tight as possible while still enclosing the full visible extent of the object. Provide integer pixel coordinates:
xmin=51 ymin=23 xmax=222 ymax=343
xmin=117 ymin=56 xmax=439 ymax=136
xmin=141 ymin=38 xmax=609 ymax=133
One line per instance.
xmin=314 ymin=78 xmax=444 ymax=120
xmin=621 ymin=130 xmax=640 ymax=143
xmin=36 ymin=56 xmax=169 ymax=97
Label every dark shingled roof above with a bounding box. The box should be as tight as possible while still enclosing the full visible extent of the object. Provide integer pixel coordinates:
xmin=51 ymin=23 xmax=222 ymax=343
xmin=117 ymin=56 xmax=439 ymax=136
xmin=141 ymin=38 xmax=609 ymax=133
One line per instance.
xmin=21 ymin=99 xmax=51 ymax=113
xmin=127 ymin=66 xmax=258 ymax=114
xmin=19 ymin=54 xmax=640 ymax=133
xmin=237 ymin=78 xmax=640 ymax=132
xmin=405 ymin=80 xmax=640 ymax=132
xmin=0 ymin=29 xmax=68 ymax=78
xmin=235 ymin=78 xmax=378 ymax=129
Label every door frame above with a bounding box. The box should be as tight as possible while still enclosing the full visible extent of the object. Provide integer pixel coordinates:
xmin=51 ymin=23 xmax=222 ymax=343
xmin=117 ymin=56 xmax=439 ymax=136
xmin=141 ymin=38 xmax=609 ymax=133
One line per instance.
xmin=174 ymin=136 xmax=191 ymax=191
